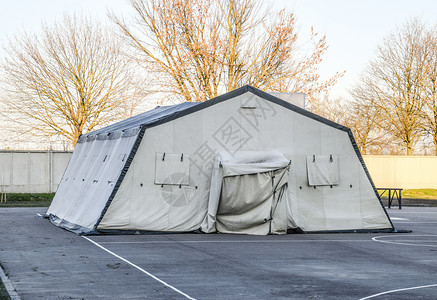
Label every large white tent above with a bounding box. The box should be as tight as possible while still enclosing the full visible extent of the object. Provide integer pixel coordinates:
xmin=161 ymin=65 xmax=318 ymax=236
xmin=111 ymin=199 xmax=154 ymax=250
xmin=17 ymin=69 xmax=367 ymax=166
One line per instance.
xmin=46 ymin=85 xmax=394 ymax=235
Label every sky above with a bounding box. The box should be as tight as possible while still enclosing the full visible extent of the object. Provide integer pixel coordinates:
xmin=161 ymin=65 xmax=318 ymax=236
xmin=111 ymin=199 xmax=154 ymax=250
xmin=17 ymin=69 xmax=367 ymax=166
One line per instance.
xmin=0 ymin=0 xmax=436 ymax=101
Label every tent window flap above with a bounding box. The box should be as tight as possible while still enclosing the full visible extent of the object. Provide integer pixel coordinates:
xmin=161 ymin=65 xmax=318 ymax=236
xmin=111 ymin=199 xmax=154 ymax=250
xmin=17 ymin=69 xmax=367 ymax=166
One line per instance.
xmin=306 ymin=154 xmax=339 ymax=186
xmin=155 ymin=153 xmax=190 ymax=185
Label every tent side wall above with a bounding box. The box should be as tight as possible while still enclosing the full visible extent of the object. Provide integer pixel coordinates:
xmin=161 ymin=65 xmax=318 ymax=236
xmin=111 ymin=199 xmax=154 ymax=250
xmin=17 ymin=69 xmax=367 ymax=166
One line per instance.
xmin=98 ymin=119 xmax=211 ymax=232
xmin=98 ymin=90 xmax=392 ymax=233
xmin=46 ymin=129 xmax=140 ymax=234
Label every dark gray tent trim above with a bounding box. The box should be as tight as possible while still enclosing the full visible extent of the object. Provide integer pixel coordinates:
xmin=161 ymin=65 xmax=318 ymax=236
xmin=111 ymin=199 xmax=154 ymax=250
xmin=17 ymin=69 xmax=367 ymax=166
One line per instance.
xmin=346 ymin=130 xmax=394 ymax=230
xmin=93 ymin=126 xmax=147 ymax=232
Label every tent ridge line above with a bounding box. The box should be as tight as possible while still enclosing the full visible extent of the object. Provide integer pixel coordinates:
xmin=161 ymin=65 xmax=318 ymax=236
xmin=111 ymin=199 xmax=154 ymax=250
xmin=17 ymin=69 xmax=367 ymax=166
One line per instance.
xmin=247 ymin=86 xmax=351 ymax=133
xmin=144 ymin=85 xmax=353 ymax=133
xmin=82 ymin=85 xmax=352 ymax=137
xmin=93 ymin=126 xmax=147 ymax=231
xmin=138 ymin=86 xmax=251 ymax=130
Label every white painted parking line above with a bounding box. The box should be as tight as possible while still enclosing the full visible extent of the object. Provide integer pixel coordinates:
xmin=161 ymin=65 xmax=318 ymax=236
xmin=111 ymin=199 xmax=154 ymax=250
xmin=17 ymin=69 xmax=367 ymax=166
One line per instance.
xmin=372 ymin=235 xmax=437 ymax=247
xmin=390 ymin=217 xmax=409 ymax=220
xmin=391 ymin=212 xmax=437 ymax=214
xmin=96 ymin=239 xmax=374 ymax=245
xmin=0 ymin=263 xmax=20 ymax=300
xmin=373 ymin=240 xmax=437 ymax=243
xmin=393 ymin=221 xmax=437 ymax=224
xmin=359 ymin=283 xmax=437 ymax=299
xmin=82 ymin=236 xmax=196 ymax=300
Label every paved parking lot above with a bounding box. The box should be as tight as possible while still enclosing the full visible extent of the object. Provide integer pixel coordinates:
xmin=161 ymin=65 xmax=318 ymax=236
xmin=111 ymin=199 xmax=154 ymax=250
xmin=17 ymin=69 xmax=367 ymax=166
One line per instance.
xmin=1 ymin=207 xmax=437 ymax=299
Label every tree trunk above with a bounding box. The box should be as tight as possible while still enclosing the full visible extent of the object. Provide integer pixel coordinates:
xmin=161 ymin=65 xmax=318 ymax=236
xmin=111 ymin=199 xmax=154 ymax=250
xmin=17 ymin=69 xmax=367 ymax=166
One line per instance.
xmin=406 ymin=142 xmax=414 ymax=156
xmin=434 ymin=131 xmax=437 ymax=156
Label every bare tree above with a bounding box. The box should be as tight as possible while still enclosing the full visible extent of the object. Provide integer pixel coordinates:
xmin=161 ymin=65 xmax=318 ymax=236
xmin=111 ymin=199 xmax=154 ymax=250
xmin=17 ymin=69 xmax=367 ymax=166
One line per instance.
xmin=347 ymin=99 xmax=391 ymax=155
xmin=112 ymin=0 xmax=343 ymax=103
xmin=312 ymin=95 xmax=388 ymax=155
xmin=310 ymin=95 xmax=350 ymax=124
xmin=351 ymin=19 xmax=428 ymax=155
xmin=421 ymin=26 xmax=437 ymax=154
xmin=1 ymin=14 xmax=146 ymax=146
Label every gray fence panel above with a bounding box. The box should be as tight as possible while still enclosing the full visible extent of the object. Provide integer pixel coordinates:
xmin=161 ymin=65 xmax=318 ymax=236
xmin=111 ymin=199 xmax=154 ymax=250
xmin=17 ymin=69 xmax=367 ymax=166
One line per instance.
xmin=0 ymin=151 xmax=72 ymax=193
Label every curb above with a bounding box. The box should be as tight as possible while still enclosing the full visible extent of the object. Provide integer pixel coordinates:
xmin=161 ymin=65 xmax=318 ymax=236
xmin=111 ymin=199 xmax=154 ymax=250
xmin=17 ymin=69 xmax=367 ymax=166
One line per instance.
xmin=382 ymin=199 xmax=437 ymax=208
xmin=0 ymin=263 xmax=20 ymax=300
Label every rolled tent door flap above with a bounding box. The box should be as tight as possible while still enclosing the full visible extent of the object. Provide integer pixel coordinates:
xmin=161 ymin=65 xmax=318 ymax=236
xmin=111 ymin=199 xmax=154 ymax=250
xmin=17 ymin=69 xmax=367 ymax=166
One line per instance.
xmin=201 ymin=151 xmax=294 ymax=235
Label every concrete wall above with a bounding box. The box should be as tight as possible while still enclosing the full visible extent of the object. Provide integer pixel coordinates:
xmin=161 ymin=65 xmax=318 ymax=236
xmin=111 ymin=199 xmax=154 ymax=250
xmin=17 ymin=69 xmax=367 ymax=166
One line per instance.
xmin=363 ymin=155 xmax=437 ymax=189
xmin=0 ymin=151 xmax=72 ymax=193
xmin=0 ymin=151 xmax=435 ymax=193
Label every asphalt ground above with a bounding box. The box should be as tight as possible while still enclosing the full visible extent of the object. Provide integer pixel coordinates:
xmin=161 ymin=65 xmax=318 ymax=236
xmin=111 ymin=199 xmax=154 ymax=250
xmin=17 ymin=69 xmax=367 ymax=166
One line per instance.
xmin=0 ymin=207 xmax=436 ymax=300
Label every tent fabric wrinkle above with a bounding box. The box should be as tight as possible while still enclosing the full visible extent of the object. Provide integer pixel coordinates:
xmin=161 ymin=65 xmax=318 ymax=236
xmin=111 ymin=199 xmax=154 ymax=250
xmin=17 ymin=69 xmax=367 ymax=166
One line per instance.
xmin=220 ymin=151 xmax=291 ymax=177
xmin=202 ymin=151 xmax=293 ymax=235
xmin=216 ymin=165 xmax=291 ymax=235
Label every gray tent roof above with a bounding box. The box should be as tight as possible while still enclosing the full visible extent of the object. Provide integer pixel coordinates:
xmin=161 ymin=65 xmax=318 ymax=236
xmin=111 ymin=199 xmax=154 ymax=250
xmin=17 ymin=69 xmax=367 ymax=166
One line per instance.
xmin=78 ymin=85 xmax=347 ymax=143
xmin=81 ymin=102 xmax=199 ymax=137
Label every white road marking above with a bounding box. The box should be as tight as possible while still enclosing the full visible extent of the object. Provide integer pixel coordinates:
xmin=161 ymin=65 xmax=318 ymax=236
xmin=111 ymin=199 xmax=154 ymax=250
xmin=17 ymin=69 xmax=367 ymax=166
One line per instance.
xmin=372 ymin=235 xmax=437 ymax=247
xmin=372 ymin=240 xmax=437 ymax=243
xmin=390 ymin=217 xmax=409 ymax=220
xmin=358 ymin=283 xmax=437 ymax=299
xmin=393 ymin=221 xmax=437 ymax=224
xmin=0 ymin=262 xmax=20 ymax=300
xmin=96 ymin=239 xmax=374 ymax=245
xmin=391 ymin=211 xmax=437 ymax=214
xmin=82 ymin=236 xmax=196 ymax=300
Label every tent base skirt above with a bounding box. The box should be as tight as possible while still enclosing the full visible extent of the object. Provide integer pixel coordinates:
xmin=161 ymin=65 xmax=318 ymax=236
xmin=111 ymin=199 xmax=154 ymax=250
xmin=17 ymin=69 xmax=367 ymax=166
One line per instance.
xmin=47 ymin=214 xmax=97 ymax=235
xmin=302 ymin=228 xmax=395 ymax=234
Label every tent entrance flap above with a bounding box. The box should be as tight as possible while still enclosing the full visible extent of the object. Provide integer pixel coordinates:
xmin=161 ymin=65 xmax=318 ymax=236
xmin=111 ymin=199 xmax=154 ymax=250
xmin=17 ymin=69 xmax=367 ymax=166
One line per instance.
xmin=201 ymin=151 xmax=294 ymax=235
xmin=216 ymin=168 xmax=290 ymax=235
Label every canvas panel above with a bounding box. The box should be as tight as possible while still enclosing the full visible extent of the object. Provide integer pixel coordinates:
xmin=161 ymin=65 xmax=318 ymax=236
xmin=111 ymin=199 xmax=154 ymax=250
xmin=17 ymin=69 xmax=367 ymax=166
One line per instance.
xmin=46 ymin=133 xmax=138 ymax=232
xmin=295 ymin=184 xmax=326 ymax=231
xmin=290 ymin=114 xmax=325 ymax=231
xmin=323 ymin=155 xmax=362 ymax=230
xmin=97 ymin=170 xmax=132 ymax=228
xmin=358 ymin=167 xmax=393 ymax=229
xmin=46 ymin=140 xmax=92 ymax=219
